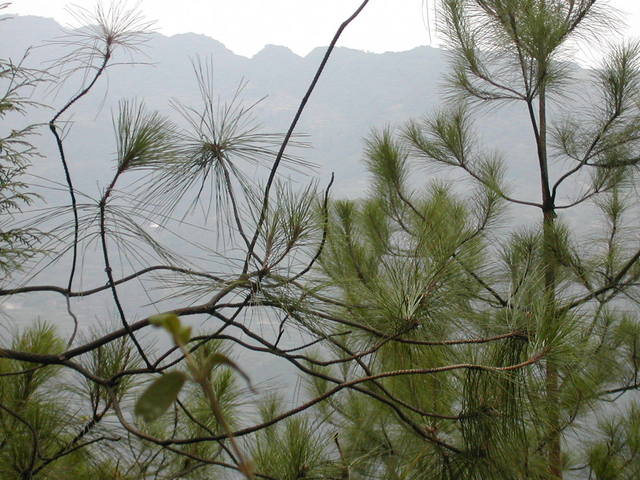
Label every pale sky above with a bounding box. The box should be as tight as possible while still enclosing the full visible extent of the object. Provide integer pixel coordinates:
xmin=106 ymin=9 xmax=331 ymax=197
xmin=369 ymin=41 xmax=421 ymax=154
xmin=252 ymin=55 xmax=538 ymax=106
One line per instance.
xmin=4 ymin=0 xmax=640 ymax=64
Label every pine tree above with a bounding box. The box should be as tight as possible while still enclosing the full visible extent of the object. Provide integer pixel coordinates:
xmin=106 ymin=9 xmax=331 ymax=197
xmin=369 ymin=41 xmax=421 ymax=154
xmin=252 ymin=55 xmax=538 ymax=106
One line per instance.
xmin=310 ymin=1 xmax=640 ymax=478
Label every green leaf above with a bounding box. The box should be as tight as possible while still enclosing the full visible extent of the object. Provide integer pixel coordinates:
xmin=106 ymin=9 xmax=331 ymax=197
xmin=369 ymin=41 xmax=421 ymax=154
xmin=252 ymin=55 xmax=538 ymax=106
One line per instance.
xmin=148 ymin=313 xmax=181 ymax=334
xmin=177 ymin=325 xmax=192 ymax=345
xmin=135 ymin=371 xmax=187 ymax=422
xmin=204 ymin=353 xmax=255 ymax=392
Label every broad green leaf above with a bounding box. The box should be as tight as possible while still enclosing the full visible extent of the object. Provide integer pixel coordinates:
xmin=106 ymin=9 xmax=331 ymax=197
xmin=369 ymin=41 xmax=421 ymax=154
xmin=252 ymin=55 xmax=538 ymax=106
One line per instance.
xmin=135 ymin=371 xmax=187 ymax=422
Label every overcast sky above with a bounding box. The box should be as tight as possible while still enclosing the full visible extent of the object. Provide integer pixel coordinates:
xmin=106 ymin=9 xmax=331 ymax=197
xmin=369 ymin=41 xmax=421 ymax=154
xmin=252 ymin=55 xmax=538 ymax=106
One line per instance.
xmin=5 ymin=0 xmax=640 ymax=65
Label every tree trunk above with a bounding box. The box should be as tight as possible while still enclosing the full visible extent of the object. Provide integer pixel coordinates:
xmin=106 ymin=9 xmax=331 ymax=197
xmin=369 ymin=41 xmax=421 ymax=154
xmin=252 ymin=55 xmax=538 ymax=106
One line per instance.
xmin=544 ymin=210 xmax=561 ymax=479
xmin=538 ymin=72 xmax=562 ymax=478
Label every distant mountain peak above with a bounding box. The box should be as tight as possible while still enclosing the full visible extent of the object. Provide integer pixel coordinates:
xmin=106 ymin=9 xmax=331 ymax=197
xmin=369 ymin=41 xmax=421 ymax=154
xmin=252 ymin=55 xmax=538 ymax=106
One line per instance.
xmin=304 ymin=45 xmax=373 ymax=61
xmin=0 ymin=13 xmax=60 ymax=26
xmin=253 ymin=44 xmax=300 ymax=60
xmin=165 ymin=32 xmax=232 ymax=52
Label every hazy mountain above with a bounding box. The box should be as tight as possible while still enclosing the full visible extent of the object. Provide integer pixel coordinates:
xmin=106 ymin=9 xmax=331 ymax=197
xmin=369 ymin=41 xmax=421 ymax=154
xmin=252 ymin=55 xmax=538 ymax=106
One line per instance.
xmin=1 ymin=11 xmax=598 ymax=286
xmin=2 ymin=14 xmax=551 ymax=199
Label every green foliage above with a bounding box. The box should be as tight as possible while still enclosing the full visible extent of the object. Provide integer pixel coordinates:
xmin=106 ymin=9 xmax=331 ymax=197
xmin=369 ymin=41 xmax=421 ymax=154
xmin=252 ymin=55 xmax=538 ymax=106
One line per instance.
xmin=0 ymin=324 xmax=95 ymax=479
xmin=310 ymin=2 xmax=640 ymax=478
xmin=253 ymin=416 xmax=334 ymax=480
xmin=0 ymin=53 xmax=44 ymax=274
xmin=114 ymin=100 xmax=179 ymax=173
xmin=2 ymin=2 xmax=640 ymax=479
xmin=586 ymin=403 xmax=640 ymax=479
